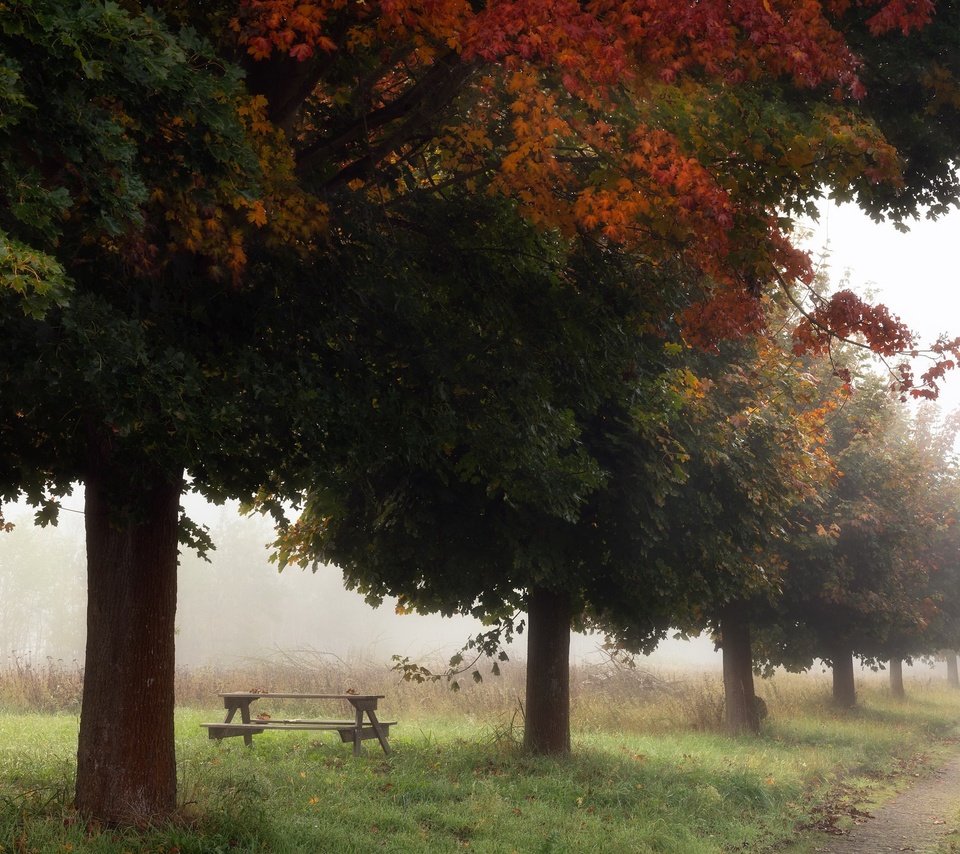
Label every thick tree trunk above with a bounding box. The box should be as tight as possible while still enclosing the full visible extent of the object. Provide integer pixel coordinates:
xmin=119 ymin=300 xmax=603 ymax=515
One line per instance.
xmin=889 ymin=657 xmax=905 ymax=699
xmin=523 ymin=586 xmax=571 ymax=755
xmin=75 ymin=456 xmax=182 ymax=825
xmin=720 ymin=604 xmax=760 ymax=735
xmin=831 ymin=643 xmax=857 ymax=708
xmin=945 ymin=651 xmax=959 ymax=689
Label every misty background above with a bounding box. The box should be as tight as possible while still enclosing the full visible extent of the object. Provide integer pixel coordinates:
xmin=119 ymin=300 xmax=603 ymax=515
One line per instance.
xmin=1 ymin=488 xmax=950 ymax=682
xmin=0 ymin=490 xmax=724 ymax=671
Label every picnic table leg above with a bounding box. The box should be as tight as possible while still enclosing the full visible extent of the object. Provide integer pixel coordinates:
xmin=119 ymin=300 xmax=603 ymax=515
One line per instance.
xmin=223 ymin=697 xmax=256 ymax=746
xmin=239 ymin=700 xmax=256 ymax=746
xmin=353 ymin=706 xmax=363 ymax=756
xmin=366 ymin=710 xmax=392 ymax=756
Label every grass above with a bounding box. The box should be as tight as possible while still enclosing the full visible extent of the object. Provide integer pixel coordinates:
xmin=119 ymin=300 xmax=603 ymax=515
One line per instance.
xmin=0 ymin=662 xmax=958 ymax=853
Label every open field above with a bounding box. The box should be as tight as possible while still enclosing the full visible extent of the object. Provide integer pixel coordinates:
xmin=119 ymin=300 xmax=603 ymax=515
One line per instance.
xmin=0 ymin=659 xmax=958 ymax=853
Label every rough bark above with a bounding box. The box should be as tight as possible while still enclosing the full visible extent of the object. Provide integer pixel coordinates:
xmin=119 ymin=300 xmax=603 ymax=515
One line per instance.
xmin=75 ymin=453 xmax=182 ymax=825
xmin=831 ymin=643 xmax=857 ymax=708
xmin=523 ymin=586 xmax=571 ymax=755
xmin=720 ymin=604 xmax=760 ymax=735
xmin=945 ymin=651 xmax=959 ymax=689
xmin=889 ymin=657 xmax=905 ymax=699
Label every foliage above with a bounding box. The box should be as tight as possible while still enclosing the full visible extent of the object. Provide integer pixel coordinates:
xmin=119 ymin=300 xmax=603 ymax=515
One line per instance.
xmin=0 ymin=1 xmax=265 ymax=303
xmin=271 ymin=192 xmax=695 ymax=633
xmin=158 ymin=0 xmax=950 ymax=357
xmin=838 ymin=0 xmax=960 ymax=225
xmin=599 ymin=333 xmax=840 ymax=649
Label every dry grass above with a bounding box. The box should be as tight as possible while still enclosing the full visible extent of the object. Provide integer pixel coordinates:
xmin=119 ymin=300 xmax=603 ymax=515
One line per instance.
xmin=0 ymin=647 xmax=936 ymax=738
xmin=0 ymin=653 xmax=83 ymax=712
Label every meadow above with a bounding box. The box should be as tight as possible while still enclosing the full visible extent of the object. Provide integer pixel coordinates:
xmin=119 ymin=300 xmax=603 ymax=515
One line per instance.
xmin=0 ymin=653 xmax=958 ymax=853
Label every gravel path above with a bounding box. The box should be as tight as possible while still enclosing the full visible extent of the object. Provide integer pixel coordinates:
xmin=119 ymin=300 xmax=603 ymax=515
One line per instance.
xmin=812 ymin=753 xmax=960 ymax=853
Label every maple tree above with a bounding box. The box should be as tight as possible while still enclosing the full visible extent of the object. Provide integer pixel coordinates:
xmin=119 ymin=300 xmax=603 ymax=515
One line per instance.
xmin=594 ymin=331 xmax=840 ymax=734
xmin=0 ymin=4 xmax=274 ymax=822
xmin=2 ymin=0 xmax=959 ymax=825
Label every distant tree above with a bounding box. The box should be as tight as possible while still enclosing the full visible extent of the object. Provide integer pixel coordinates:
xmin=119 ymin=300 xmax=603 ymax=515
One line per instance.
xmin=689 ymin=345 xmax=836 ymax=733
xmin=594 ymin=332 xmax=840 ymax=734
xmin=864 ymin=408 xmax=960 ymax=698
xmin=755 ymin=377 xmax=958 ymax=706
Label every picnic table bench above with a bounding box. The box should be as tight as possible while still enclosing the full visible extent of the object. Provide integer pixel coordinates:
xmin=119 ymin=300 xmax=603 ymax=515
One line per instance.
xmin=201 ymin=692 xmax=395 ymax=755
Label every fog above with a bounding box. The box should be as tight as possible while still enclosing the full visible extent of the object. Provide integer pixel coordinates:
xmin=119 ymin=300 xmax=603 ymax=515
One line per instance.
xmin=1 ymin=491 xmax=949 ymax=681
xmin=0 ymin=490 xmax=724 ymax=672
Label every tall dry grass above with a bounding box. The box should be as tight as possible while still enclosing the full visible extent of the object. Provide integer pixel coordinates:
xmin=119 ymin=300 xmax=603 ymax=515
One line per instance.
xmin=0 ymin=653 xmax=83 ymax=712
xmin=0 ymin=646 xmax=904 ymax=735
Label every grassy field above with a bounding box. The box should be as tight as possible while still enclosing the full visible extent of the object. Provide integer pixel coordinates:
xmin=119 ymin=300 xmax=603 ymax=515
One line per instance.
xmin=0 ymin=660 xmax=958 ymax=853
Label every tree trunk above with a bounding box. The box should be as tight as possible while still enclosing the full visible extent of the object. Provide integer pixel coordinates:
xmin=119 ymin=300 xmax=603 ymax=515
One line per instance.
xmin=75 ymin=455 xmax=182 ymax=825
xmin=889 ymin=657 xmax=905 ymax=699
xmin=523 ymin=586 xmax=571 ymax=755
xmin=945 ymin=651 xmax=959 ymax=689
xmin=720 ymin=604 xmax=760 ymax=735
xmin=831 ymin=643 xmax=857 ymax=708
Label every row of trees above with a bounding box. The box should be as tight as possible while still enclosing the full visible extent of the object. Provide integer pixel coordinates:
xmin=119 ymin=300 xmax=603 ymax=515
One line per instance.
xmin=2 ymin=0 xmax=960 ymax=825
xmin=753 ymin=379 xmax=960 ymax=711
xmin=282 ymin=271 xmax=960 ymax=737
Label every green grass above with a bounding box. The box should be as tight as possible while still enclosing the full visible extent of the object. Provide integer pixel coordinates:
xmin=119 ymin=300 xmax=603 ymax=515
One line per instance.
xmin=1 ymin=677 xmax=958 ymax=853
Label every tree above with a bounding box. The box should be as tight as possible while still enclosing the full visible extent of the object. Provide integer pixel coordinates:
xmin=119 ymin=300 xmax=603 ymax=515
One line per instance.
xmin=0 ymin=3 xmax=277 ymax=822
xmin=862 ymin=407 xmax=960 ymax=698
xmin=275 ymin=227 xmax=848 ymax=746
xmin=274 ymin=192 xmax=705 ymax=754
xmin=946 ymin=651 xmax=960 ymax=688
xmin=682 ymin=344 xmax=836 ymax=733
xmin=267 ymin=0 xmax=954 ymax=755
xmin=236 ymin=0 xmax=956 ymax=751
xmin=595 ymin=332 xmax=839 ymax=734
xmin=2 ymin=0 xmax=957 ymax=823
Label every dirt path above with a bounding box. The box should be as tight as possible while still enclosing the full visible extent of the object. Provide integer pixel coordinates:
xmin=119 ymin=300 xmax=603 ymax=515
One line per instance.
xmin=811 ymin=753 xmax=960 ymax=853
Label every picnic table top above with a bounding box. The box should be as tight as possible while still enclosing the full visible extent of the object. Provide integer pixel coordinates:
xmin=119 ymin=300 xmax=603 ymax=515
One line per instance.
xmin=219 ymin=692 xmax=385 ymax=700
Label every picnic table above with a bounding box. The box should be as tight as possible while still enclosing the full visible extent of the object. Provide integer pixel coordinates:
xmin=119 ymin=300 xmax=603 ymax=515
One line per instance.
xmin=201 ymin=692 xmax=395 ymax=755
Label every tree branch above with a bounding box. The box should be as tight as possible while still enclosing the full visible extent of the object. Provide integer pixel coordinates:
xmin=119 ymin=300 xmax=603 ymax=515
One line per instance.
xmin=297 ymin=51 xmax=476 ymax=184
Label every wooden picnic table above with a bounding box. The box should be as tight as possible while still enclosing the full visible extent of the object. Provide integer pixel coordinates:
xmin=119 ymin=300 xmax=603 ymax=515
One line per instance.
xmin=201 ymin=692 xmax=395 ymax=755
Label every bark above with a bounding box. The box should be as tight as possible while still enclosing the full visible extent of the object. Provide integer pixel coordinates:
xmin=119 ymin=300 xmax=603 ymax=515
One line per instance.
xmin=75 ymin=452 xmax=182 ymax=825
xmin=889 ymin=657 xmax=905 ymax=699
xmin=831 ymin=643 xmax=857 ymax=708
xmin=945 ymin=651 xmax=959 ymax=689
xmin=523 ymin=586 xmax=571 ymax=755
xmin=720 ymin=605 xmax=760 ymax=735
